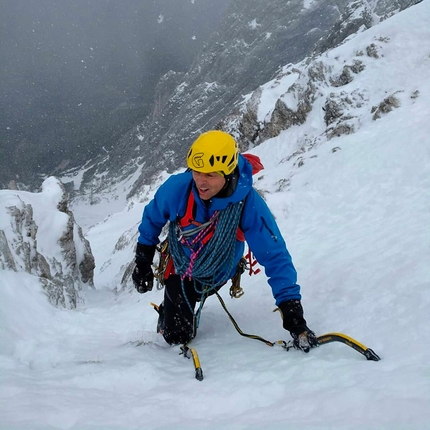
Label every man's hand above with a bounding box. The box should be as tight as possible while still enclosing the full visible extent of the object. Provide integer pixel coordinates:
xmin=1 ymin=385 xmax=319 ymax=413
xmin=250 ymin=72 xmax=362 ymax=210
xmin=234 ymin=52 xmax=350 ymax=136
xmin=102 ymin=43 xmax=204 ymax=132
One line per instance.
xmin=278 ymin=299 xmax=318 ymax=353
xmin=132 ymin=262 xmax=154 ymax=293
xmin=132 ymin=243 xmax=156 ymax=293
xmin=291 ymin=330 xmax=319 ymax=353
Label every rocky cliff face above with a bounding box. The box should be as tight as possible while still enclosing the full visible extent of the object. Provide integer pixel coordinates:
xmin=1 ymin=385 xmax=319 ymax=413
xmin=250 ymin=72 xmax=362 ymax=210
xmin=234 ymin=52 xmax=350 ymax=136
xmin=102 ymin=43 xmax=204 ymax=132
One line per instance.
xmin=0 ymin=177 xmax=95 ymax=308
xmin=71 ymin=0 xmax=421 ymax=200
xmin=219 ymin=0 xmax=422 ymax=151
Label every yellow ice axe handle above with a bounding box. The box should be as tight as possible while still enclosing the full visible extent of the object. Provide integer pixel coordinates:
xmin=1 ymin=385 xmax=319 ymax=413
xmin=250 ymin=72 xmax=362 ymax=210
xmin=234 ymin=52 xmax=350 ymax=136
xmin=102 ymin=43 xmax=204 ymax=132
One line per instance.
xmin=317 ymin=332 xmax=381 ymax=361
xmin=180 ymin=345 xmax=204 ymax=381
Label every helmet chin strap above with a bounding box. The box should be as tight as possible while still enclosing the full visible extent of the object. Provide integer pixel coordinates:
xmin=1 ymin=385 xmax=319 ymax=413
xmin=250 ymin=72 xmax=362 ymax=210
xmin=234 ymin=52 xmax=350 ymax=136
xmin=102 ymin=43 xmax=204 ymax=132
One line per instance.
xmin=215 ymin=167 xmax=239 ymax=198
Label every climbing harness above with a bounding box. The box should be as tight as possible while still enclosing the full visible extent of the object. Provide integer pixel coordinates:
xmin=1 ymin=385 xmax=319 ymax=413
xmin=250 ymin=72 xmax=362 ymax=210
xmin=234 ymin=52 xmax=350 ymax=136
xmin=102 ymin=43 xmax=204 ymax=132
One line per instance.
xmin=154 ymin=240 xmax=258 ymax=300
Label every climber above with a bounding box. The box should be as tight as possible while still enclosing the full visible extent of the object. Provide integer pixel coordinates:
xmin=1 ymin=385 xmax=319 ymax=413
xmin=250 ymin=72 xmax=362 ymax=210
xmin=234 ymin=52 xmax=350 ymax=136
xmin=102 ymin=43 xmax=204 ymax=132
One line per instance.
xmin=132 ymin=130 xmax=318 ymax=352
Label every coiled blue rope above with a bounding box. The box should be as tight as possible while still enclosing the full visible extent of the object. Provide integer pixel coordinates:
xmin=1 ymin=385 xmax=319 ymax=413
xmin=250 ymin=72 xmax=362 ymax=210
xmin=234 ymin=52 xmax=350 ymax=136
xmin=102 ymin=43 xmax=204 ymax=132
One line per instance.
xmin=168 ymin=200 xmax=245 ymax=325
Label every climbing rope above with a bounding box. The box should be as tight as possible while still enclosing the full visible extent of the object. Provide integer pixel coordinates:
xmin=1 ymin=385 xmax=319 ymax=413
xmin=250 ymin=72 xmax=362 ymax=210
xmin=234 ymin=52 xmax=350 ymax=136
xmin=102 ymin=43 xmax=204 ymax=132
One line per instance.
xmin=168 ymin=200 xmax=245 ymax=328
xmin=169 ymin=200 xmax=244 ymax=291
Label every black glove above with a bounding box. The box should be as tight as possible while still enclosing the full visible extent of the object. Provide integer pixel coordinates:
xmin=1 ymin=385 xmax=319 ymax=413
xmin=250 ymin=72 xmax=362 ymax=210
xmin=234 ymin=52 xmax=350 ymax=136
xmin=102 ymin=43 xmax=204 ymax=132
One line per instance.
xmin=132 ymin=243 xmax=156 ymax=293
xmin=278 ymin=299 xmax=318 ymax=353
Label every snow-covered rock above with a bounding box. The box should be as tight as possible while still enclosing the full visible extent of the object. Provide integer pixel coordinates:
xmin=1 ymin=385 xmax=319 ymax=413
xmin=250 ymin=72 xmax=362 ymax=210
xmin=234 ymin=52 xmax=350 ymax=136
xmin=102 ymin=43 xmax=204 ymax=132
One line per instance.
xmin=0 ymin=177 xmax=95 ymax=308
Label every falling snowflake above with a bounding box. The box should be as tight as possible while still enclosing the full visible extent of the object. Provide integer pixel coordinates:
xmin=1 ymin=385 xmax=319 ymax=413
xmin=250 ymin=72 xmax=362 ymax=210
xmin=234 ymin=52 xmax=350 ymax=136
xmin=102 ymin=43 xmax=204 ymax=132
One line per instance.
xmin=248 ymin=19 xmax=261 ymax=30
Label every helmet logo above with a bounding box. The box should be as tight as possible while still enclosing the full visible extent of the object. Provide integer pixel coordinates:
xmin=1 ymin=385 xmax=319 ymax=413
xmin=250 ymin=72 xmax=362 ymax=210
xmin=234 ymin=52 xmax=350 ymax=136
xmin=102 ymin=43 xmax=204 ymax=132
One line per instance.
xmin=191 ymin=152 xmax=205 ymax=169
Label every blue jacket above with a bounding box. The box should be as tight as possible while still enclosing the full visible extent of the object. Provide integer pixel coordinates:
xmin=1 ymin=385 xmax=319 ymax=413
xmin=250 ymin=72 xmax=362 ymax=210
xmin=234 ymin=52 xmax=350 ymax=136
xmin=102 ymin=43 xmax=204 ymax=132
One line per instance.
xmin=138 ymin=154 xmax=301 ymax=305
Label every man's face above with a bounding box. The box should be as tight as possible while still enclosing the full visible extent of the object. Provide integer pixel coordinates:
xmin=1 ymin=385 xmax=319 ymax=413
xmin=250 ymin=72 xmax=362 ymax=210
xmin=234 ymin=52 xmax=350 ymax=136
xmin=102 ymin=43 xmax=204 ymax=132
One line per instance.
xmin=192 ymin=171 xmax=226 ymax=200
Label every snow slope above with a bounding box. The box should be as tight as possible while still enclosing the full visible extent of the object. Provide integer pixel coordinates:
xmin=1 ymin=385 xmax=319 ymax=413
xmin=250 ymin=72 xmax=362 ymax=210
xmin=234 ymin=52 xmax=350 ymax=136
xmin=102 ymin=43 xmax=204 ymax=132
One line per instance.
xmin=1 ymin=2 xmax=430 ymax=429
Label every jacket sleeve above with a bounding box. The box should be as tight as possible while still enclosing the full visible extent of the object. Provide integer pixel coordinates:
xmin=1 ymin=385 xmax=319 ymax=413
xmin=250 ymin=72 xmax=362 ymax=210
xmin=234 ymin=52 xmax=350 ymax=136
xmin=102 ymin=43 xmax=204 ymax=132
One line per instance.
xmin=241 ymin=188 xmax=301 ymax=305
xmin=137 ymin=174 xmax=189 ymax=246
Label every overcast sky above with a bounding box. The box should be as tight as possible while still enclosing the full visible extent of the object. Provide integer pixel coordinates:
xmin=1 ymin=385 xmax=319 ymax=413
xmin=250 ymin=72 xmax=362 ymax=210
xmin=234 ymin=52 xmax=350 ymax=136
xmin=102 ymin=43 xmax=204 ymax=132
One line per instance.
xmin=0 ymin=0 xmax=232 ymax=186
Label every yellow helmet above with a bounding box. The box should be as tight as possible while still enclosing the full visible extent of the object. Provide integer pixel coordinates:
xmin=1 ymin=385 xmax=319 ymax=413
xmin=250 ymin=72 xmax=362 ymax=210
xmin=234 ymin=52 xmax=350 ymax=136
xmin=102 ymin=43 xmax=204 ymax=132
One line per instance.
xmin=186 ymin=130 xmax=239 ymax=175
